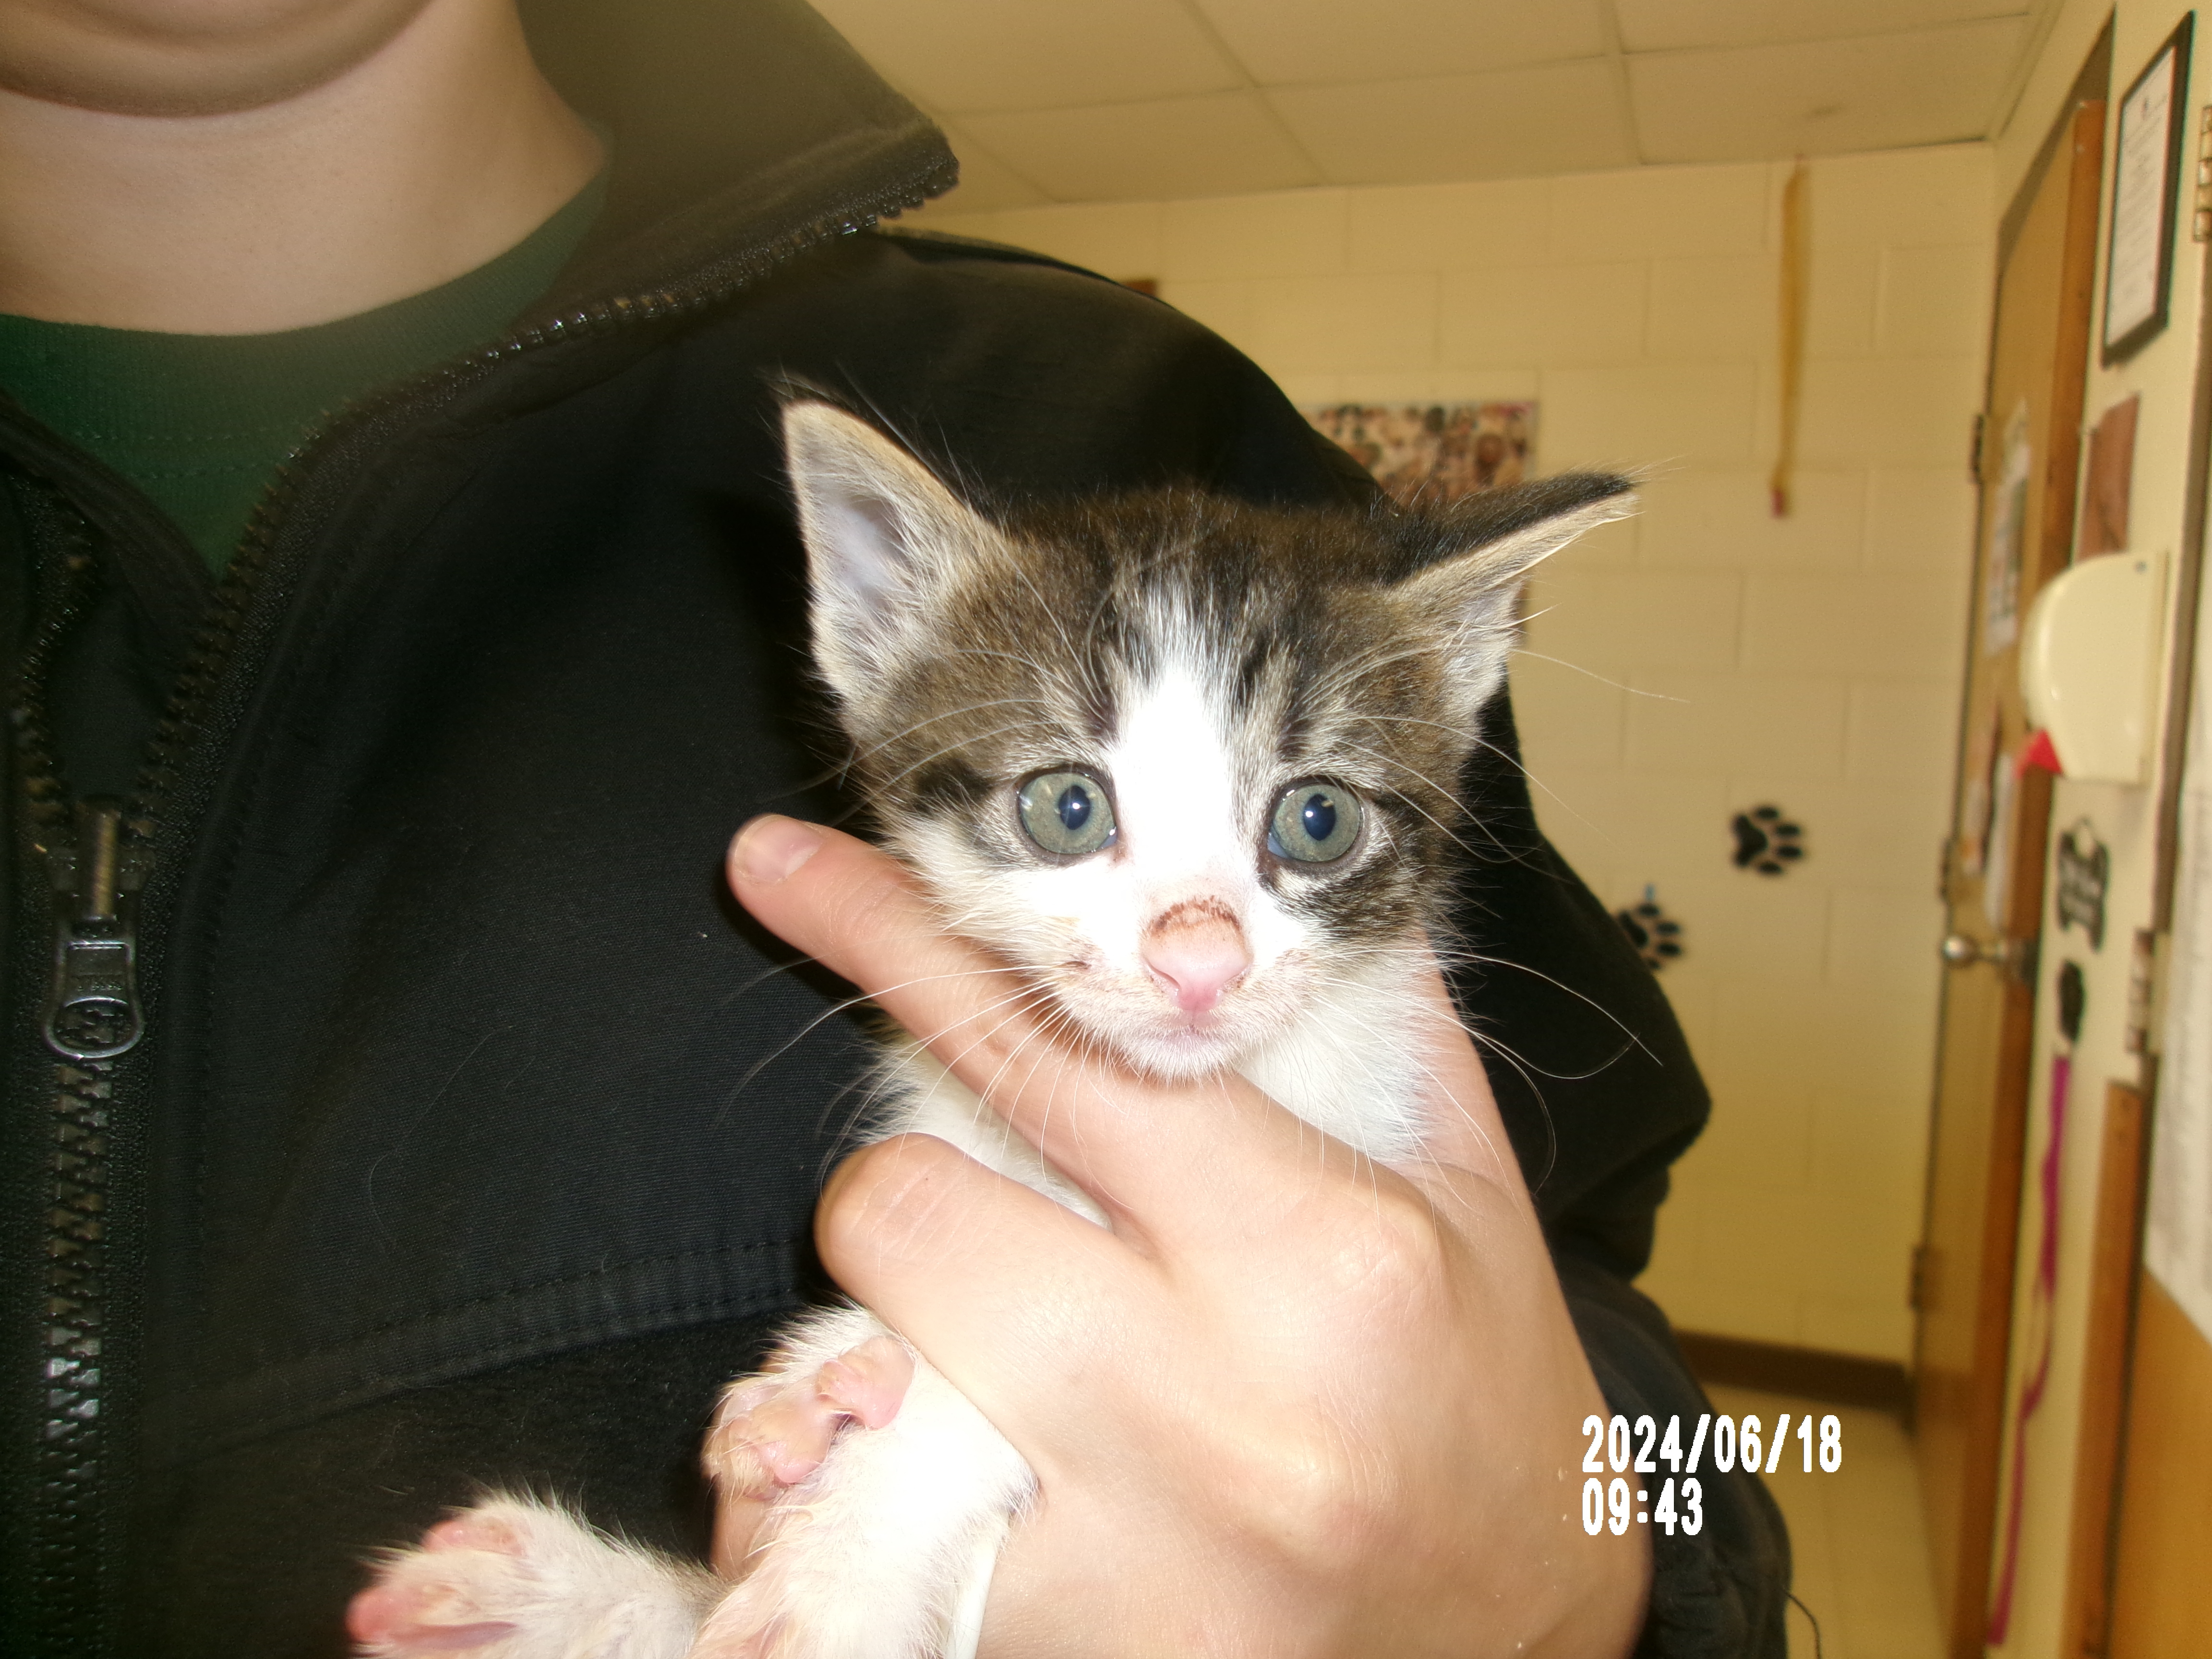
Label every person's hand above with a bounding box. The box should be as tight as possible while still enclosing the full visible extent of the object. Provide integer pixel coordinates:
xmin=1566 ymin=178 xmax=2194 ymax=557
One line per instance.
xmin=717 ymin=815 xmax=1650 ymax=1657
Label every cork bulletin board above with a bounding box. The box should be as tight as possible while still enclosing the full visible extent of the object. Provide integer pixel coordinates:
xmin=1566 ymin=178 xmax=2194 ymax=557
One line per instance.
xmin=1305 ymin=402 xmax=1535 ymax=505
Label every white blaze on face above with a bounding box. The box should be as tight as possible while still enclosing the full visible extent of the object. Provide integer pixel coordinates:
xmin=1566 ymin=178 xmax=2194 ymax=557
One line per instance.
xmin=1008 ymin=653 xmax=1310 ymax=1044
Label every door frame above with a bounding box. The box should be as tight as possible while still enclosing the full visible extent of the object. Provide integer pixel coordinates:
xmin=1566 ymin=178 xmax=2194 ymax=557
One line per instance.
xmin=1913 ymin=27 xmax=2111 ymax=1657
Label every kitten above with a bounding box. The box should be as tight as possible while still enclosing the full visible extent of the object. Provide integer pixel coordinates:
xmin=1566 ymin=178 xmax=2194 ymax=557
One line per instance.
xmin=348 ymin=401 xmax=1632 ymax=1659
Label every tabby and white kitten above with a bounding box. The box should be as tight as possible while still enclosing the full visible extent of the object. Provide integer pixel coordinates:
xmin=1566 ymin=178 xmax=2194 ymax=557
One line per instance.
xmin=349 ymin=402 xmax=1632 ymax=1659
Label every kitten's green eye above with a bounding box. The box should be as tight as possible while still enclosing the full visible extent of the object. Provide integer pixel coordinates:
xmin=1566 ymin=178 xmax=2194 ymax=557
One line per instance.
xmin=1268 ymin=781 xmax=1362 ymax=864
xmin=1017 ymin=770 xmax=1117 ymax=857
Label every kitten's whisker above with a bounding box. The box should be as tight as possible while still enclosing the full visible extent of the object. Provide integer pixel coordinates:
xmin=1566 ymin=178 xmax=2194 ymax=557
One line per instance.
xmin=958 ymin=999 xmax=1062 ymax=1129
xmin=1333 ymin=738 xmax=1516 ymax=866
xmin=936 ymin=993 xmax=1114 ymax=1211
xmin=815 ymin=1067 xmax=898 ymax=1172
xmin=1273 ymin=1013 xmax=1406 ymax=1211
xmin=1507 ymin=650 xmax=1687 ymax=701
xmin=1384 ymin=1038 xmax=1512 ymax=1192
xmin=1449 ymin=1023 xmax=1561 ymax=1191
xmin=869 ymin=719 xmax=1055 ymax=795
xmin=1309 ymin=636 xmax=1457 ymax=689
xmin=1454 ymin=731 xmax=1616 ymax=851
xmin=710 ymin=965 xmax=1033 ymax=1129
xmin=847 ymin=697 xmax=1055 ymax=765
xmin=900 ymin=984 xmax=1061 ymax=1078
xmin=896 ymin=989 xmax=1073 ymax=1184
xmin=1347 ymin=711 xmax=1484 ymax=744
xmin=716 ymin=950 xmax=833 ymax=1004
xmin=1443 ymin=951 xmax=1653 ymax=1063
xmin=996 ymin=1005 xmax=1087 ymax=1186
xmin=1345 ymin=711 xmax=1612 ymax=848
xmin=930 ymin=644 xmax=1091 ymax=706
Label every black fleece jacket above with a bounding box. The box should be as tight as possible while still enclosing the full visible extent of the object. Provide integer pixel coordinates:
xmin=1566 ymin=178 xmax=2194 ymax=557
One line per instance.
xmin=0 ymin=2 xmax=1787 ymax=1654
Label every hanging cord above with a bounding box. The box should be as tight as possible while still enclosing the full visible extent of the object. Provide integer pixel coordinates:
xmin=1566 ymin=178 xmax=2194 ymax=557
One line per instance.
xmin=1771 ymin=158 xmax=1810 ymax=517
xmin=1788 ymin=1591 xmax=1827 ymax=1659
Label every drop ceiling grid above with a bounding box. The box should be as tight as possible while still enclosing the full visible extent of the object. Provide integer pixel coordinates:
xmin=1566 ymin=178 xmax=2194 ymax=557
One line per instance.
xmin=801 ymin=0 xmax=2058 ymax=205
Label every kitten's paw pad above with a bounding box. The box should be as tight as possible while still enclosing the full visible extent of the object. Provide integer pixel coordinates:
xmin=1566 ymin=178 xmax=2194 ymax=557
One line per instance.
xmin=705 ymin=1337 xmax=914 ymax=1496
xmin=349 ymin=1496 xmax=716 ymax=1659
xmin=348 ymin=1547 xmax=522 ymax=1654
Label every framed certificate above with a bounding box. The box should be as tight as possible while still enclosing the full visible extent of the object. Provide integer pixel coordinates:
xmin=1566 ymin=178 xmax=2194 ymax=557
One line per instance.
xmin=2103 ymin=16 xmax=2194 ymax=364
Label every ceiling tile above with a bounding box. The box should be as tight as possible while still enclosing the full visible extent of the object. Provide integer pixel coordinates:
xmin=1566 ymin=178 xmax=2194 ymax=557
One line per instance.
xmin=1617 ymin=0 xmax=2028 ymax=52
xmin=1193 ymin=0 xmax=1608 ymax=84
xmin=1269 ymin=60 xmax=1637 ymax=186
xmin=807 ymin=0 xmax=1242 ymax=115
xmin=1630 ymin=19 xmax=2028 ymax=163
xmin=960 ymin=93 xmax=1322 ymax=201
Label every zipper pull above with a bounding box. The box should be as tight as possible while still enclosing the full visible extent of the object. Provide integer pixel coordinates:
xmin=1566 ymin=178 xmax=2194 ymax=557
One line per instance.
xmin=42 ymin=798 xmax=148 ymax=1061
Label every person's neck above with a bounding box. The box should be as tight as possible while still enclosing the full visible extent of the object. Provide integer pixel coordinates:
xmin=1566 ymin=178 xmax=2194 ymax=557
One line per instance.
xmin=0 ymin=0 xmax=601 ymax=335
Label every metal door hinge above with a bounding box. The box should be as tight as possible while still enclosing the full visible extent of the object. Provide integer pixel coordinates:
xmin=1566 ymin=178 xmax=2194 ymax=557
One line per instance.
xmin=1911 ymin=1243 xmax=1937 ymax=1312
xmin=2195 ymin=107 xmax=2212 ymax=241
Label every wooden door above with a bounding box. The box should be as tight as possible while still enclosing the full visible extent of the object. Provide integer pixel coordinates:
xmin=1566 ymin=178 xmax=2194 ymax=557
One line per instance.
xmin=1914 ymin=95 xmax=2104 ymax=1659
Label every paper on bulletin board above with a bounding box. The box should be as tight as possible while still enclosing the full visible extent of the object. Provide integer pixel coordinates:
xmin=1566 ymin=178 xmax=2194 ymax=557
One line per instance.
xmin=1984 ymin=401 xmax=2031 ymax=653
xmin=1983 ymin=759 xmax=2018 ymax=932
xmin=2081 ymin=395 xmax=2140 ymax=556
xmin=2149 ymin=605 xmax=2212 ymax=1347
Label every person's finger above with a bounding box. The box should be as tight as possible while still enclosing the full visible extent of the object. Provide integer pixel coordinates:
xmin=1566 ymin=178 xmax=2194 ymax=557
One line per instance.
xmin=727 ymin=817 xmax=1056 ymax=1129
xmin=811 ymin=1134 xmax=1146 ymax=1434
xmin=727 ymin=819 xmax=1294 ymax=1223
xmin=1396 ymin=961 xmax=1518 ymax=1189
xmin=811 ymin=1134 xmax=1179 ymax=1473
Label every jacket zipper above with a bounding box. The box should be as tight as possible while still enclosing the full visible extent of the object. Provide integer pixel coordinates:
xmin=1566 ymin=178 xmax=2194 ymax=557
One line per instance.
xmin=7 ymin=150 xmax=951 ymax=1651
xmin=41 ymin=802 xmax=147 ymax=1063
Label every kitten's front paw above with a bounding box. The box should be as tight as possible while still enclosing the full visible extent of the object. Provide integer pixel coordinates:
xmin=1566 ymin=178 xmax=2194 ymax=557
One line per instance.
xmin=690 ymin=1346 xmax=1024 ymax=1659
xmin=704 ymin=1335 xmax=914 ymax=1496
xmin=349 ymin=1505 xmax=533 ymax=1655
xmin=349 ymin=1495 xmax=717 ymax=1659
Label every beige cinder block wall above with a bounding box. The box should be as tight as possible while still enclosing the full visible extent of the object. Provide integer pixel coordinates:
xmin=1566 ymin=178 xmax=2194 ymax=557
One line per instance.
xmin=919 ymin=146 xmax=1996 ymax=1363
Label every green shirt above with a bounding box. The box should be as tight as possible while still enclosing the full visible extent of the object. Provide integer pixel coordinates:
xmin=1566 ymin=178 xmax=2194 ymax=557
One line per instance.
xmin=0 ymin=175 xmax=604 ymax=574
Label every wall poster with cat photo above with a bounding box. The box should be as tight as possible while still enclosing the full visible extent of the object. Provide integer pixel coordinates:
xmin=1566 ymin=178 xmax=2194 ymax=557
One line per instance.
xmin=1304 ymin=402 xmax=1535 ymax=504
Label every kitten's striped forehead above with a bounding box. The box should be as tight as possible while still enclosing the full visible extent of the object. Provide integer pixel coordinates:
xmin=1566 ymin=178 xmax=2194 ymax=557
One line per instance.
xmin=876 ymin=551 xmax=1408 ymax=805
xmin=837 ymin=493 xmax=1486 ymax=950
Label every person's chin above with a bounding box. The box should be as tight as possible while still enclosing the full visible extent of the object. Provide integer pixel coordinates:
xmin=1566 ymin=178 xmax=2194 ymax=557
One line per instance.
xmin=0 ymin=0 xmax=437 ymax=119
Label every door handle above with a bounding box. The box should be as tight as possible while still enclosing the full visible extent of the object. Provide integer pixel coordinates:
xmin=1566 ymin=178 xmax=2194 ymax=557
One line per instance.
xmin=1943 ymin=933 xmax=2001 ymax=964
xmin=1941 ymin=933 xmax=2037 ymax=979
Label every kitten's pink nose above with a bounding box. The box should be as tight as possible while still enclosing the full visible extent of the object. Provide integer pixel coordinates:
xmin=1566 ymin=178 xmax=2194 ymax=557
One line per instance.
xmin=1142 ymin=909 xmax=1252 ymax=1016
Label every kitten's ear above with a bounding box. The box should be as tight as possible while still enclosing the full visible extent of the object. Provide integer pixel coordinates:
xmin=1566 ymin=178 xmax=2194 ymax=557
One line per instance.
xmin=1393 ymin=479 xmax=1636 ymax=717
xmin=782 ymin=400 xmax=1006 ymax=701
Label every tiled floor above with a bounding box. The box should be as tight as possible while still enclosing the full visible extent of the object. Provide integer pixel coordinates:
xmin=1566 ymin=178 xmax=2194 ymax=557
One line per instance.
xmin=1704 ymin=1385 xmax=1944 ymax=1659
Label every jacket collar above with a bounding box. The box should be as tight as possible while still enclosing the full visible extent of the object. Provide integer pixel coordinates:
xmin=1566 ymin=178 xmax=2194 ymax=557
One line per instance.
xmin=518 ymin=0 xmax=957 ymax=314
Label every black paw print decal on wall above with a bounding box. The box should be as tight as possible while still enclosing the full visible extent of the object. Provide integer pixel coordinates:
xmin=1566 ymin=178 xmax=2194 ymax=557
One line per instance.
xmin=1731 ymin=805 xmax=1805 ymax=875
xmin=1615 ymin=886 xmax=1684 ymax=971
